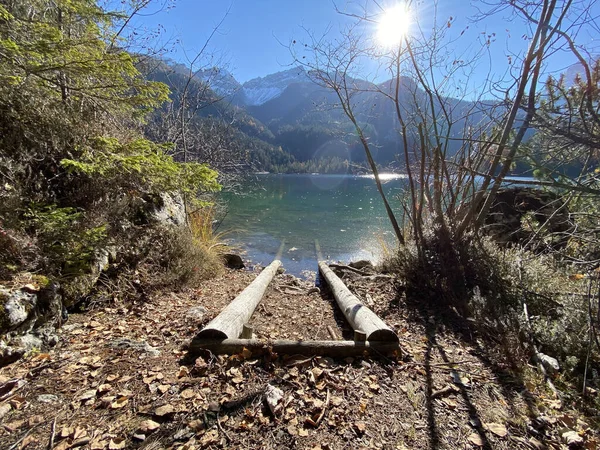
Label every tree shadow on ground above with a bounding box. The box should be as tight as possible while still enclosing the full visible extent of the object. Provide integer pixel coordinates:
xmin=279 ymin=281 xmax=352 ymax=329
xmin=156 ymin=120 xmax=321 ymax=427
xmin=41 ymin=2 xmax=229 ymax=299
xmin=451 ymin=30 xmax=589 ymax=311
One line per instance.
xmin=402 ymin=293 xmax=542 ymax=449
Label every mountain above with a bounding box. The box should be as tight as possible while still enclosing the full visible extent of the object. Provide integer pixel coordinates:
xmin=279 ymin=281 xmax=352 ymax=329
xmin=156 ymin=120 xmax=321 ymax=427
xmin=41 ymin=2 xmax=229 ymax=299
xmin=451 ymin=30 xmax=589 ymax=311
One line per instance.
xmin=196 ymin=67 xmax=242 ymax=99
xmin=241 ymin=67 xmax=310 ymax=106
xmin=140 ymin=57 xmax=491 ymax=172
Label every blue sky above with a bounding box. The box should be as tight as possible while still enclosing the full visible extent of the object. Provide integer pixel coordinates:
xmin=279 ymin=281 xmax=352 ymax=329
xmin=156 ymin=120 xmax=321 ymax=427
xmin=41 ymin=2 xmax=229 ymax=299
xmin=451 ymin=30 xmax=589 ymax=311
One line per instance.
xmin=126 ymin=0 xmax=600 ymax=86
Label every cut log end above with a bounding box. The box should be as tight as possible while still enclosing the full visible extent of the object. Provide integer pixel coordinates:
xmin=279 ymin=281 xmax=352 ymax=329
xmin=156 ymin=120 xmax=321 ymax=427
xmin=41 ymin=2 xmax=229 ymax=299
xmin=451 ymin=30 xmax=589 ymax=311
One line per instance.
xmin=195 ymin=329 xmax=228 ymax=340
xmin=367 ymin=329 xmax=399 ymax=343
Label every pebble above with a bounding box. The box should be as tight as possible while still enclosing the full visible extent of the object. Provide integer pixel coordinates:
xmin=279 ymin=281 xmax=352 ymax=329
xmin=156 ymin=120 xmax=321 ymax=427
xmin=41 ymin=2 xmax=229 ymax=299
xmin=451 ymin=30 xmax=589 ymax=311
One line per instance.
xmin=37 ymin=394 xmax=59 ymax=403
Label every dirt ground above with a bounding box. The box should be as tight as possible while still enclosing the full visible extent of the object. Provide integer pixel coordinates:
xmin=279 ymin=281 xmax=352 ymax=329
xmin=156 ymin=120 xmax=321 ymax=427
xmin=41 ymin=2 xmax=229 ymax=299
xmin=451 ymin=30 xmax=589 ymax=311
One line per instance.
xmin=0 ymin=264 xmax=598 ymax=450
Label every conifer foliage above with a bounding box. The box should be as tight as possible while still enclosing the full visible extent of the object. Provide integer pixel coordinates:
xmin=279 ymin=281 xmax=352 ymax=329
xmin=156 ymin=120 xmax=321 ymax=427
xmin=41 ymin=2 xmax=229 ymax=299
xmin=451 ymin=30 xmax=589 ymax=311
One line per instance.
xmin=0 ymin=0 xmax=220 ymax=290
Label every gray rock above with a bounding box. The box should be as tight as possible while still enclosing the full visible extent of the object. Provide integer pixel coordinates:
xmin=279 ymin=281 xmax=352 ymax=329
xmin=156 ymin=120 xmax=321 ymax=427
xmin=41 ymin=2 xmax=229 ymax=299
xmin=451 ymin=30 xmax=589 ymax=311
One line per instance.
xmin=0 ymin=282 xmax=64 ymax=367
xmin=0 ymin=403 xmax=11 ymax=419
xmin=186 ymin=306 xmax=207 ymax=321
xmin=538 ymin=352 xmax=560 ymax=374
xmin=2 ymin=289 xmax=37 ymax=331
xmin=15 ymin=334 xmax=43 ymax=351
xmin=37 ymin=394 xmax=59 ymax=403
xmin=108 ymin=338 xmax=160 ymax=357
xmin=151 ymin=193 xmax=186 ymax=227
xmin=224 ymin=253 xmax=244 ymax=269
xmin=349 ymin=260 xmax=374 ymax=270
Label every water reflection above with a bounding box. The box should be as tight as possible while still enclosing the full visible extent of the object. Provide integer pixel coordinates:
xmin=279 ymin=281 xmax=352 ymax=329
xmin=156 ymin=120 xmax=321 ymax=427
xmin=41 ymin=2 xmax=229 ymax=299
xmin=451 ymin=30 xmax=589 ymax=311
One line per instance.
xmin=221 ymin=174 xmax=403 ymax=277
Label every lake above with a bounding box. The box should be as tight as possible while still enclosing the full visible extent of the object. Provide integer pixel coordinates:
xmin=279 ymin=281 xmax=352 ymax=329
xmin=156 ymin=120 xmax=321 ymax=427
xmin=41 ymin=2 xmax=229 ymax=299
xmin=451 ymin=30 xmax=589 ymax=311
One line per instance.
xmin=219 ymin=174 xmax=406 ymax=277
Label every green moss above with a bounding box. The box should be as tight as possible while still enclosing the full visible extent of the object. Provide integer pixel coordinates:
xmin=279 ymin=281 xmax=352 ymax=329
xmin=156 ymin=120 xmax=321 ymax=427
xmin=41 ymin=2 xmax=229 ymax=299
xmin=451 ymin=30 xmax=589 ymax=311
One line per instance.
xmin=32 ymin=275 xmax=50 ymax=288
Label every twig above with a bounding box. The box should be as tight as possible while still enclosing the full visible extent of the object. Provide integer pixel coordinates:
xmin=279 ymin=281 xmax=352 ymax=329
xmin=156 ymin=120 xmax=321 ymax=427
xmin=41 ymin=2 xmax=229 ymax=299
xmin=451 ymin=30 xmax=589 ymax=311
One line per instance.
xmin=217 ymin=412 xmax=232 ymax=442
xmin=306 ymin=388 xmax=330 ymax=427
xmin=8 ymin=427 xmax=35 ymax=450
xmin=327 ymin=326 xmax=339 ymax=340
xmin=48 ymin=417 xmax=57 ymax=450
xmin=329 ymin=263 xmax=370 ymax=276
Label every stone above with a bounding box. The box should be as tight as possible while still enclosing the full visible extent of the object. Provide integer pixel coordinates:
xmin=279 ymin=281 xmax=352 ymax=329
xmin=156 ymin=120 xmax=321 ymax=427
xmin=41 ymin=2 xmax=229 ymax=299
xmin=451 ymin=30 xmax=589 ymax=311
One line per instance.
xmin=0 ymin=403 xmax=11 ymax=420
xmin=223 ymin=253 xmax=244 ymax=269
xmin=186 ymin=306 xmax=207 ymax=321
xmin=143 ymin=193 xmax=186 ymax=227
xmin=37 ymin=394 xmax=59 ymax=404
xmin=537 ymin=353 xmax=560 ymax=374
xmin=108 ymin=339 xmax=160 ymax=357
xmin=484 ymin=188 xmax=572 ymax=248
xmin=1 ymin=289 xmax=37 ymax=332
xmin=349 ymin=260 xmax=374 ymax=270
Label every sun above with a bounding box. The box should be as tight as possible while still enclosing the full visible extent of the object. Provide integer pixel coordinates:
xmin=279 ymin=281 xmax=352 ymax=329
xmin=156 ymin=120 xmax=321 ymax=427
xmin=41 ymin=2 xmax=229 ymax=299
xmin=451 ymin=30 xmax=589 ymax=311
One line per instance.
xmin=376 ymin=4 xmax=412 ymax=47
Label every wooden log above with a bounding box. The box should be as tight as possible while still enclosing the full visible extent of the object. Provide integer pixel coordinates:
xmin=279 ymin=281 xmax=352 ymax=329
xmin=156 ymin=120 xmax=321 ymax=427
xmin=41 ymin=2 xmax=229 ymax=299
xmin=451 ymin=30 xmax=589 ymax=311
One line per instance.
xmin=196 ymin=259 xmax=281 ymax=339
xmin=318 ymin=261 xmax=398 ymax=343
xmin=241 ymin=324 xmax=253 ymax=339
xmin=354 ymin=330 xmax=367 ymax=342
xmin=188 ymin=338 xmax=401 ymax=357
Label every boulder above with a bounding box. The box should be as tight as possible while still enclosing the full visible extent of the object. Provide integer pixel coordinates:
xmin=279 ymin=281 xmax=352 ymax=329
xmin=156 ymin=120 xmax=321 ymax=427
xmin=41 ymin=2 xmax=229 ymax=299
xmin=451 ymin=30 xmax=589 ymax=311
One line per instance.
xmin=223 ymin=253 xmax=245 ymax=269
xmin=132 ymin=193 xmax=186 ymax=227
xmin=61 ymin=248 xmax=111 ymax=308
xmin=349 ymin=260 xmax=374 ymax=271
xmin=1 ymin=278 xmax=63 ymax=367
xmin=484 ymin=188 xmax=572 ymax=248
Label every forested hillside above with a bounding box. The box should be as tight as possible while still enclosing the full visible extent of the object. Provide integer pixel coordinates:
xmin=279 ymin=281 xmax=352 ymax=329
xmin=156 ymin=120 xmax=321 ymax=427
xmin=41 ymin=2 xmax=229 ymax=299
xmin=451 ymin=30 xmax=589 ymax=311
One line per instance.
xmin=0 ymin=0 xmax=224 ymax=321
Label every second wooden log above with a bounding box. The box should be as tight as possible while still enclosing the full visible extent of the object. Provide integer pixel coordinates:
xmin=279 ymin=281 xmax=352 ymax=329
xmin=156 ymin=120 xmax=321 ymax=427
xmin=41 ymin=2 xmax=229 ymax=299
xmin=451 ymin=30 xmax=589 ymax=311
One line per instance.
xmin=318 ymin=261 xmax=398 ymax=342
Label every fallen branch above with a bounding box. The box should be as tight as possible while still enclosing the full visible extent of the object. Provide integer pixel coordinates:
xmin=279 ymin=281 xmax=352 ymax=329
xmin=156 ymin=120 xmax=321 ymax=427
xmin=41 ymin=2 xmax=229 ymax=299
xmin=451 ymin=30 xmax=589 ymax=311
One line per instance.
xmin=306 ymin=388 xmax=330 ymax=427
xmin=329 ymin=263 xmax=370 ymax=276
xmin=189 ymin=338 xmax=402 ymax=357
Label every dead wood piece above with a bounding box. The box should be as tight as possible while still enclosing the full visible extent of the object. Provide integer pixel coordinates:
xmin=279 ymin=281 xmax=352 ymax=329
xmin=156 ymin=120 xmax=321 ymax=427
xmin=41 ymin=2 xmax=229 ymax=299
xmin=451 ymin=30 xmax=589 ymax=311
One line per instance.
xmin=327 ymin=326 xmax=339 ymax=340
xmin=188 ymin=338 xmax=401 ymax=357
xmin=197 ymin=259 xmax=281 ymax=339
xmin=318 ymin=261 xmax=398 ymax=343
xmin=329 ymin=263 xmax=370 ymax=276
xmin=432 ymin=384 xmax=460 ymax=399
xmin=306 ymin=388 xmax=330 ymax=427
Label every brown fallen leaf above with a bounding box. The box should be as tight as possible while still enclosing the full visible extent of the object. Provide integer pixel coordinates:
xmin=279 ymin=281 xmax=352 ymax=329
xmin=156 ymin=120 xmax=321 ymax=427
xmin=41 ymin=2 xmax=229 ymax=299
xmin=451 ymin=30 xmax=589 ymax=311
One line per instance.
xmin=27 ymin=415 xmax=45 ymax=426
xmin=79 ymin=389 xmax=97 ymax=401
xmin=138 ymin=420 xmax=160 ymax=434
xmin=484 ymin=422 xmax=508 ymax=437
xmin=354 ymin=421 xmax=366 ymax=434
xmin=180 ymin=388 xmax=196 ymax=399
xmin=188 ymin=419 xmax=206 ymax=432
xmin=110 ymin=397 xmax=128 ymax=409
xmin=53 ymin=439 xmax=72 ymax=450
xmin=73 ymin=427 xmax=87 ymax=440
xmin=108 ymin=437 xmax=127 ymax=449
xmin=468 ymin=433 xmax=484 ymax=446
xmin=154 ymin=404 xmax=175 ymax=417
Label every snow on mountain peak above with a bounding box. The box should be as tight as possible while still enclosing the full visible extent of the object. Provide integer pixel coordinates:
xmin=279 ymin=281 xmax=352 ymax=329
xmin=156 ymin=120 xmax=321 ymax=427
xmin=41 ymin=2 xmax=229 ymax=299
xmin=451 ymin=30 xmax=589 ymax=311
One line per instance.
xmin=242 ymin=67 xmax=309 ymax=106
xmin=195 ymin=67 xmax=242 ymax=97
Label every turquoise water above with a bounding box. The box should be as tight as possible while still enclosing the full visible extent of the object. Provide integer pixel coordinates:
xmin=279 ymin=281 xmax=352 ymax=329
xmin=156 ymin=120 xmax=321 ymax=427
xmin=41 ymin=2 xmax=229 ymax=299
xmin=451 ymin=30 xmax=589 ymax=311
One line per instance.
xmin=219 ymin=174 xmax=406 ymax=276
